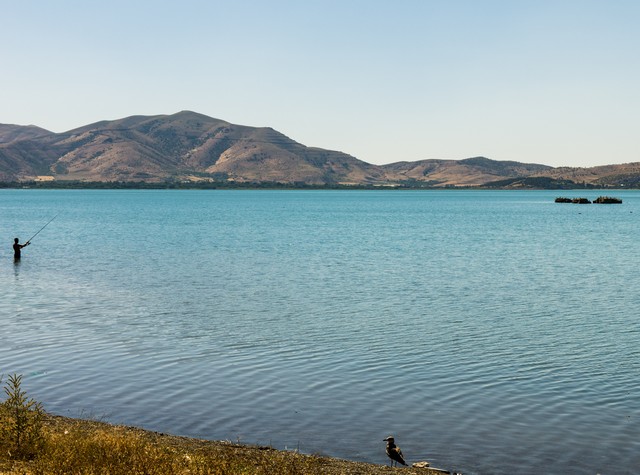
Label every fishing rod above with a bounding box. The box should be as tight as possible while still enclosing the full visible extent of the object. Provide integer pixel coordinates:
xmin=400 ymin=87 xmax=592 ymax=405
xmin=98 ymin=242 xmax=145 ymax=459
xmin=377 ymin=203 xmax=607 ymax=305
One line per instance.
xmin=26 ymin=214 xmax=58 ymax=244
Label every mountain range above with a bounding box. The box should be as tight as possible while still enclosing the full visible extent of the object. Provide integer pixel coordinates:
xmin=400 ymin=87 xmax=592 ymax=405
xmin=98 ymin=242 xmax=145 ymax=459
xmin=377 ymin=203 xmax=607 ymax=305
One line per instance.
xmin=1 ymin=111 xmax=639 ymax=188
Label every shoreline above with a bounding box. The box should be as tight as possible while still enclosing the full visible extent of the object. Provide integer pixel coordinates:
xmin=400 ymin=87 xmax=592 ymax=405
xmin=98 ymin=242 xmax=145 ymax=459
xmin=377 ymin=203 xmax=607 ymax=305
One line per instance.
xmin=0 ymin=413 xmax=457 ymax=475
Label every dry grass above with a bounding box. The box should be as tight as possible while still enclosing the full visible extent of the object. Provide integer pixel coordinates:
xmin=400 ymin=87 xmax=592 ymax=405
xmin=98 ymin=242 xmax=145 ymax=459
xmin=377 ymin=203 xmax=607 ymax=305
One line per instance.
xmin=1 ymin=375 xmax=451 ymax=474
xmin=0 ymin=415 xmax=456 ymax=475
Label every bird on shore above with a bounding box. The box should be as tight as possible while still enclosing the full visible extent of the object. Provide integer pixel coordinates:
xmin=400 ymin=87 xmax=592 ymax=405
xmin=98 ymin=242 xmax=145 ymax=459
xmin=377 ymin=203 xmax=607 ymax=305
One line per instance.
xmin=383 ymin=436 xmax=407 ymax=467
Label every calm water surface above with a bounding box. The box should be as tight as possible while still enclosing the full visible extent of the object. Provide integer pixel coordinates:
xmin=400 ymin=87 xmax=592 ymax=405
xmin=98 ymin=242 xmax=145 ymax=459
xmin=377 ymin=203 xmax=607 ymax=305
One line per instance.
xmin=1 ymin=189 xmax=639 ymax=474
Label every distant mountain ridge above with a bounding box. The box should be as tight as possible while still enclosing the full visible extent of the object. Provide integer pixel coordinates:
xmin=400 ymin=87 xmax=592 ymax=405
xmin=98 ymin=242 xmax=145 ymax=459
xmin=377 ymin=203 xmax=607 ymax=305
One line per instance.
xmin=0 ymin=124 xmax=51 ymax=143
xmin=1 ymin=111 xmax=638 ymax=187
xmin=382 ymin=156 xmax=553 ymax=187
xmin=0 ymin=112 xmax=387 ymax=184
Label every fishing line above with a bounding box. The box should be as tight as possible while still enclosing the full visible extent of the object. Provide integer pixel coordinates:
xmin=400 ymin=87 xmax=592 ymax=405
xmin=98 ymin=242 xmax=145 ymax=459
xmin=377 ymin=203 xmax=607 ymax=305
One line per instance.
xmin=26 ymin=214 xmax=58 ymax=244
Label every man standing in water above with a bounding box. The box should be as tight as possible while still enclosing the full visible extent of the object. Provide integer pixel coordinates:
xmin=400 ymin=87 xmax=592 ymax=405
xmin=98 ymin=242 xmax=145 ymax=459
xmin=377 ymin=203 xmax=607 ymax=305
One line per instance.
xmin=13 ymin=238 xmax=29 ymax=260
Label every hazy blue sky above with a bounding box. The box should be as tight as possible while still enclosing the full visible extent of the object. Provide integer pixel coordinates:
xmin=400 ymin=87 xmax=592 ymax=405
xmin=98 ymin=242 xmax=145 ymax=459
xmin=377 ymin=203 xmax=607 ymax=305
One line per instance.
xmin=2 ymin=1 xmax=639 ymax=167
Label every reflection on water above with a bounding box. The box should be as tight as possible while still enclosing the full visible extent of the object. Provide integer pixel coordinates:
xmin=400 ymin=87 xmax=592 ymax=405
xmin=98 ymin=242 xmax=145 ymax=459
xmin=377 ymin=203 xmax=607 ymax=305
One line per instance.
xmin=1 ymin=189 xmax=639 ymax=475
xmin=13 ymin=258 xmax=21 ymax=276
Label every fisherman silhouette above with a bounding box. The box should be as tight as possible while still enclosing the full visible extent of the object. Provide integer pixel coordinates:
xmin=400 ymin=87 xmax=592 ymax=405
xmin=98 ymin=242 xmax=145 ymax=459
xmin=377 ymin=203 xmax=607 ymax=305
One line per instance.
xmin=13 ymin=238 xmax=29 ymax=260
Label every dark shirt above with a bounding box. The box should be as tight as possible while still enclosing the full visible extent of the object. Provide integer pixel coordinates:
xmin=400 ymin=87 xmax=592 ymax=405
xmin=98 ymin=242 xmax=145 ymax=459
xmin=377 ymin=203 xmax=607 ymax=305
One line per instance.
xmin=13 ymin=243 xmax=24 ymax=258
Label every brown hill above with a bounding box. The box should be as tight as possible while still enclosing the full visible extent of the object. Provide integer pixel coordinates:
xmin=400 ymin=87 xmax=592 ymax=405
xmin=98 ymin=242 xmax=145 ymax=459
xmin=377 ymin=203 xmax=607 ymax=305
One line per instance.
xmin=538 ymin=162 xmax=640 ymax=187
xmin=382 ymin=156 xmax=552 ymax=186
xmin=0 ymin=111 xmax=389 ymax=184
xmin=0 ymin=124 xmax=51 ymax=143
xmin=0 ymin=111 xmax=639 ymax=187
xmin=0 ymin=124 xmax=60 ymax=180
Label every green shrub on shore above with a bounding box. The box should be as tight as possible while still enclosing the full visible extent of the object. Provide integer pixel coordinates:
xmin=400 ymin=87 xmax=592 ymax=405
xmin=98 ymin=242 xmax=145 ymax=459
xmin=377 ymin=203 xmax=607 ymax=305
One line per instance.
xmin=0 ymin=374 xmax=45 ymax=461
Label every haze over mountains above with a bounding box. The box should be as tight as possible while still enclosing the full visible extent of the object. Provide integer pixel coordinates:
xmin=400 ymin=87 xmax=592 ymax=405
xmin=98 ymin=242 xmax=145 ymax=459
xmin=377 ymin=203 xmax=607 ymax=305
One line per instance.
xmin=1 ymin=111 xmax=639 ymax=187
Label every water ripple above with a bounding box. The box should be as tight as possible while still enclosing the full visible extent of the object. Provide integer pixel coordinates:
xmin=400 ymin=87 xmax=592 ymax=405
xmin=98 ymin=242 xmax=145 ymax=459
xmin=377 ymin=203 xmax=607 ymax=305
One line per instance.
xmin=2 ymin=189 xmax=640 ymax=474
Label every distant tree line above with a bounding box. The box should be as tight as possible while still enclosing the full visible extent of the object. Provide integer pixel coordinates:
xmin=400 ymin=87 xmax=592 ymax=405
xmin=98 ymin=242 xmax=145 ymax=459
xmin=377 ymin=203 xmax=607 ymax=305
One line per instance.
xmin=0 ymin=177 xmax=634 ymax=190
xmin=0 ymin=180 xmax=404 ymax=190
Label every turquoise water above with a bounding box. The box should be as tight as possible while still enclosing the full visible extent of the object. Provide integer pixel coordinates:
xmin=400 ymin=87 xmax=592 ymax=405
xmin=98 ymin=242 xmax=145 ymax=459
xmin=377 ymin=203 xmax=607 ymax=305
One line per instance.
xmin=1 ymin=189 xmax=639 ymax=474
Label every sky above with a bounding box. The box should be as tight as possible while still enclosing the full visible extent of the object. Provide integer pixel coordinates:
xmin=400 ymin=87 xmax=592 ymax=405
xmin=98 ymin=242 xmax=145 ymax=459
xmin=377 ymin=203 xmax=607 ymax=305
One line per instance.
xmin=2 ymin=0 xmax=639 ymax=167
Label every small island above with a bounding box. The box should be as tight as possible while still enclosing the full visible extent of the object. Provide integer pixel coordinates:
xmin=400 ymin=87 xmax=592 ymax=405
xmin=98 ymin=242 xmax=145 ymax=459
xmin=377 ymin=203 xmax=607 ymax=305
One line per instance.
xmin=555 ymin=196 xmax=622 ymax=204
xmin=555 ymin=197 xmax=591 ymax=204
xmin=593 ymin=196 xmax=623 ymax=204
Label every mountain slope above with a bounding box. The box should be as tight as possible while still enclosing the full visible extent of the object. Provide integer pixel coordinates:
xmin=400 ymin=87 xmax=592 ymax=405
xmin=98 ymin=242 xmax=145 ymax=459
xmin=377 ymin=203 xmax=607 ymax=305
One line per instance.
xmin=0 ymin=124 xmax=51 ymax=143
xmin=382 ymin=157 xmax=552 ymax=186
xmin=0 ymin=111 xmax=390 ymax=184
xmin=539 ymin=162 xmax=640 ymax=187
xmin=0 ymin=111 xmax=638 ymax=187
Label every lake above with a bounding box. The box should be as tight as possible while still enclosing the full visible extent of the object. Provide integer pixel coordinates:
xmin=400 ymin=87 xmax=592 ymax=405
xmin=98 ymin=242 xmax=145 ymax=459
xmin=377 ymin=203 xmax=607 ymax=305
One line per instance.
xmin=1 ymin=189 xmax=639 ymax=474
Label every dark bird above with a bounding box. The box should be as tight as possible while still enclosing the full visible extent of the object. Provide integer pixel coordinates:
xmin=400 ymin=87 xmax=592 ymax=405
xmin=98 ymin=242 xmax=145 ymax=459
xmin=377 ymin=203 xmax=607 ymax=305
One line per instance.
xmin=383 ymin=436 xmax=407 ymax=467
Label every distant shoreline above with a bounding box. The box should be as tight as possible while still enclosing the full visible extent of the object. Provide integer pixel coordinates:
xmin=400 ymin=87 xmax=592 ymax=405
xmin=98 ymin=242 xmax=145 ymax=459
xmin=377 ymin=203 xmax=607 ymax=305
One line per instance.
xmin=0 ymin=180 xmax=629 ymax=191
